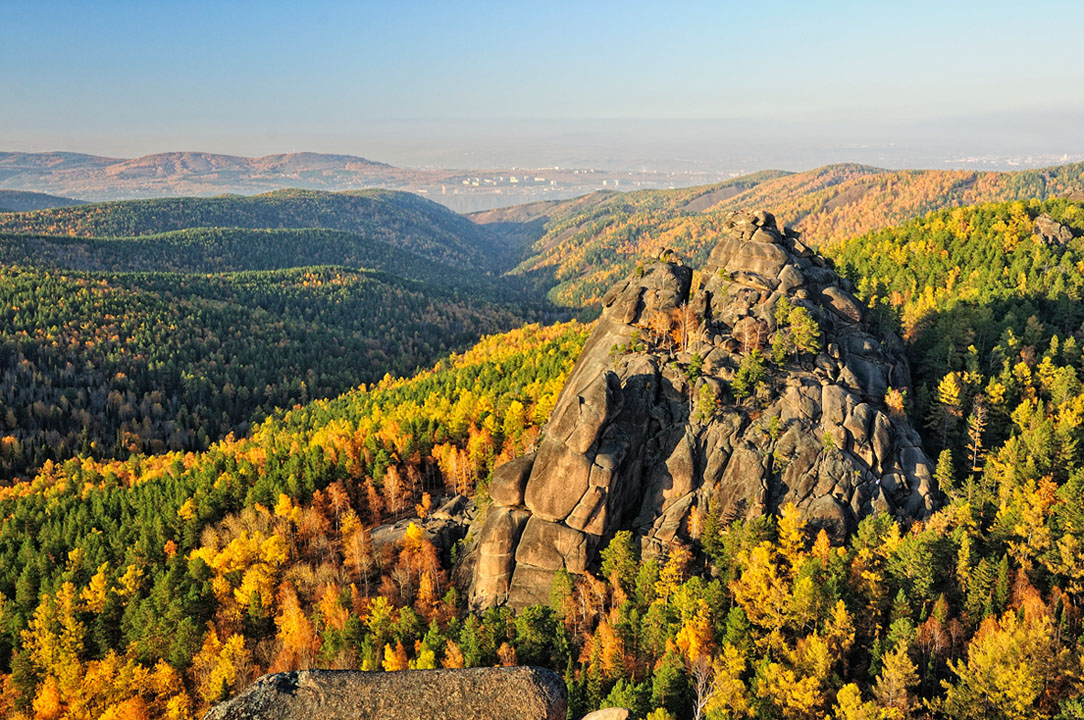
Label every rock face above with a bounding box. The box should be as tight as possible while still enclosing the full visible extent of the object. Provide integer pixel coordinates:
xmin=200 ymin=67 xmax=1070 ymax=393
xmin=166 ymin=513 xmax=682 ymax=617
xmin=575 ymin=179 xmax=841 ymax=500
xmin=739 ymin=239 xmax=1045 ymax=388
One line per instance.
xmin=465 ymin=210 xmax=939 ymax=609
xmin=203 ymin=667 xmax=566 ymax=720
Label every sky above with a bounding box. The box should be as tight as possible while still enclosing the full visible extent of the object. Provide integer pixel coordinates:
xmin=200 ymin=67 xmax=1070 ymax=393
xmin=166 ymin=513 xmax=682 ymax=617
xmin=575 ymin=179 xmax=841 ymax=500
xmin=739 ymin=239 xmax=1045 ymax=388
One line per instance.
xmin=3 ymin=0 xmax=1084 ymax=171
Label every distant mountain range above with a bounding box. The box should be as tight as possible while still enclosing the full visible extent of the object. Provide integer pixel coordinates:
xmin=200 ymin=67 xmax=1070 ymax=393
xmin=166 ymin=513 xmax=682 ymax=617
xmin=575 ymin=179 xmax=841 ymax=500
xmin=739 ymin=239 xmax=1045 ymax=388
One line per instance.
xmin=0 ymin=151 xmax=402 ymax=198
xmin=0 ymin=150 xmax=722 ymax=212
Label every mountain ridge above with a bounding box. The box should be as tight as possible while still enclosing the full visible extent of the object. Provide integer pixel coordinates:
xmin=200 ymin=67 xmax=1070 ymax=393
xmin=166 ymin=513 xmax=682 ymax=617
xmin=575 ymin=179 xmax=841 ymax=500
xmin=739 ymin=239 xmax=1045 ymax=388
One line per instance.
xmin=477 ymin=161 xmax=1084 ymax=307
xmin=0 ymin=150 xmax=720 ymax=211
xmin=0 ymin=151 xmax=409 ymax=201
xmin=0 ymin=188 xmax=508 ymax=270
xmin=0 ymin=189 xmax=84 ymax=212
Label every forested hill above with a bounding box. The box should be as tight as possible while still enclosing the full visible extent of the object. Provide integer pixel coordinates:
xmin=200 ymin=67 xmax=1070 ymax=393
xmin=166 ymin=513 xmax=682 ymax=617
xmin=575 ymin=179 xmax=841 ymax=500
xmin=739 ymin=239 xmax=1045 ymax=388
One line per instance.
xmin=0 ymin=188 xmax=511 ymax=271
xmin=0 ymin=227 xmax=514 ymax=295
xmin=0 ymin=190 xmax=83 ymax=213
xmin=0 ymin=188 xmax=566 ymax=483
xmin=827 ymin=197 xmax=1084 ymax=405
xmin=474 ymin=161 xmax=1084 ymax=307
xmin=0 ymin=265 xmax=555 ymax=481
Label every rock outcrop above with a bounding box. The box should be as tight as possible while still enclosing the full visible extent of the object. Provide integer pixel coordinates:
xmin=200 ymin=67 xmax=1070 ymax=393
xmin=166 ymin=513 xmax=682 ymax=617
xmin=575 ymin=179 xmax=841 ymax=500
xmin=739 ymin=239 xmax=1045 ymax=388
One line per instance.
xmin=1034 ymin=212 xmax=1076 ymax=246
xmin=465 ymin=210 xmax=939 ymax=609
xmin=580 ymin=709 xmax=631 ymax=720
xmin=203 ymin=667 xmax=566 ymax=720
xmin=371 ymin=494 xmax=473 ymax=554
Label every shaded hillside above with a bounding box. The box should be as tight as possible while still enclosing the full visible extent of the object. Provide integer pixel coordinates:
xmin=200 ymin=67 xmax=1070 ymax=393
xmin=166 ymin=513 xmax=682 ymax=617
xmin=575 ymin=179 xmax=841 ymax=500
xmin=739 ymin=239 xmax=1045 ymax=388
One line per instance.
xmin=0 ymin=227 xmax=519 ymax=296
xmin=0 ymin=188 xmax=509 ymax=270
xmin=0 ymin=186 xmax=567 ymax=483
xmin=0 ymin=265 xmax=553 ymax=481
xmin=0 ymin=189 xmax=83 ymax=212
xmin=478 ymin=162 xmax=1084 ymax=307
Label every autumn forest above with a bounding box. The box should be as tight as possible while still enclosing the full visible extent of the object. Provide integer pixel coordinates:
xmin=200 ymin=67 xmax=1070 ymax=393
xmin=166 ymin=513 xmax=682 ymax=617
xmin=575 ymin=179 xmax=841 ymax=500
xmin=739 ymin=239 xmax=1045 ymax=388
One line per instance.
xmin=2 ymin=162 xmax=1084 ymax=720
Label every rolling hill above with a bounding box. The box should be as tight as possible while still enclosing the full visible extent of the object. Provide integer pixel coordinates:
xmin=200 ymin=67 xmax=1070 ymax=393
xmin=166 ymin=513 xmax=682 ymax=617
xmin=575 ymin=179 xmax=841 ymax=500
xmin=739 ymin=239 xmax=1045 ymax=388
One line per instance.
xmin=0 ymin=189 xmax=83 ymax=212
xmin=0 ymin=188 xmax=511 ymax=270
xmin=474 ymin=161 xmax=1084 ymax=307
xmin=0 ymin=227 xmax=515 ymax=295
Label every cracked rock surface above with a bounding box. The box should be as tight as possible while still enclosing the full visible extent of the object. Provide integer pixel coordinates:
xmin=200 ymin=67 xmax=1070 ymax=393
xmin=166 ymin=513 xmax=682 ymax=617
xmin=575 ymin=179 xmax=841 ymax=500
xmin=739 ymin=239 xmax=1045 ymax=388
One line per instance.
xmin=464 ymin=210 xmax=939 ymax=609
xmin=203 ymin=667 xmax=567 ymax=720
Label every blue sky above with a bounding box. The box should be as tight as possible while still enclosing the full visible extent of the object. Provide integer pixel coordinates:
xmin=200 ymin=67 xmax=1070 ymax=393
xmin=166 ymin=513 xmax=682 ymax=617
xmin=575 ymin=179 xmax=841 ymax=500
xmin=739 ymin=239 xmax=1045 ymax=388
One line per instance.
xmin=3 ymin=0 xmax=1083 ymax=169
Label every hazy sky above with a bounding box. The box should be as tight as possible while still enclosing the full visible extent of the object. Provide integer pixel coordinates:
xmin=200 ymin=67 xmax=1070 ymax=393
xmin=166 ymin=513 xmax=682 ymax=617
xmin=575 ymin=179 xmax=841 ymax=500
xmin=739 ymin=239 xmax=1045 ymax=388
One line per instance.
xmin=3 ymin=0 xmax=1083 ymax=171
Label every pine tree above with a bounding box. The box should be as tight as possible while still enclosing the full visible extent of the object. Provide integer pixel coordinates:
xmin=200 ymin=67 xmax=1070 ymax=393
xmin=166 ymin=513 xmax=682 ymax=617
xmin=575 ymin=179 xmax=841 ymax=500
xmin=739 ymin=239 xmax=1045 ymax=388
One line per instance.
xmin=934 ymin=448 xmax=956 ymax=499
xmin=965 ymin=396 xmax=988 ymax=474
xmin=788 ymin=306 xmax=822 ymax=359
xmin=936 ymin=373 xmax=964 ymax=448
xmin=873 ymin=644 xmax=919 ymax=715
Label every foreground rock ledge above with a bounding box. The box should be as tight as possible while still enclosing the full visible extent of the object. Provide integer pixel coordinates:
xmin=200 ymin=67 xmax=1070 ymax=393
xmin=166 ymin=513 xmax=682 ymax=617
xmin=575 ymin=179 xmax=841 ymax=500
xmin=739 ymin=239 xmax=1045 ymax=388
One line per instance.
xmin=203 ymin=667 xmax=567 ymax=720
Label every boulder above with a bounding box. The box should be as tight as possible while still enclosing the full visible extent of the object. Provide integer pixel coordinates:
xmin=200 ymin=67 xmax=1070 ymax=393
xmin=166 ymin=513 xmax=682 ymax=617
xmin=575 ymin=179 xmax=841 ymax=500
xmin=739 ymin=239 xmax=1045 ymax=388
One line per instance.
xmin=470 ymin=506 xmax=530 ymax=606
xmin=821 ymin=285 xmax=865 ymax=324
xmin=1034 ymin=213 xmax=1075 ymax=245
xmin=203 ymin=667 xmax=567 ymax=720
xmin=515 ymin=517 xmax=589 ymax=573
xmin=581 ymin=709 xmax=632 ymax=720
xmin=489 ymin=455 xmax=535 ymax=507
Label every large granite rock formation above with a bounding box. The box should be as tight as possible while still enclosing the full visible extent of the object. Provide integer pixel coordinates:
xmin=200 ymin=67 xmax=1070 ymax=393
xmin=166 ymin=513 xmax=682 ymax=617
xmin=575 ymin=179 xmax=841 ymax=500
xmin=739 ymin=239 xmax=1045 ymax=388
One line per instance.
xmin=465 ymin=210 xmax=939 ymax=609
xmin=203 ymin=667 xmax=566 ymax=720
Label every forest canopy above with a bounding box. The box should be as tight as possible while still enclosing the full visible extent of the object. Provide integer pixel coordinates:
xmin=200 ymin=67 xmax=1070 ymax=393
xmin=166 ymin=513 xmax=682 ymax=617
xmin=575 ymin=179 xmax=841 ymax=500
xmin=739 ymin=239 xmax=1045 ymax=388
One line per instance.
xmin=3 ymin=186 xmax=1084 ymax=719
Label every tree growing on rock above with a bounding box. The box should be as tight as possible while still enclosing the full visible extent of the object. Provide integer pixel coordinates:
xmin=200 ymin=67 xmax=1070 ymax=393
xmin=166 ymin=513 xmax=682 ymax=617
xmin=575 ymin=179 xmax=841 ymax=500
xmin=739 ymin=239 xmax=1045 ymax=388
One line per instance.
xmin=773 ymin=297 xmax=822 ymax=363
xmin=732 ymin=350 xmax=767 ymax=401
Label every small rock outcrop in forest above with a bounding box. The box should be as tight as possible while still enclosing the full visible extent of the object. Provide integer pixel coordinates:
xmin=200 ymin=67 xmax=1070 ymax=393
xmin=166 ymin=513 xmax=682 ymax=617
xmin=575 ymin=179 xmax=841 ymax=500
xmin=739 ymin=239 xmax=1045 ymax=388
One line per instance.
xmin=202 ymin=667 xmax=566 ymax=720
xmin=464 ymin=210 xmax=939 ymax=609
xmin=1034 ymin=212 xmax=1077 ymax=245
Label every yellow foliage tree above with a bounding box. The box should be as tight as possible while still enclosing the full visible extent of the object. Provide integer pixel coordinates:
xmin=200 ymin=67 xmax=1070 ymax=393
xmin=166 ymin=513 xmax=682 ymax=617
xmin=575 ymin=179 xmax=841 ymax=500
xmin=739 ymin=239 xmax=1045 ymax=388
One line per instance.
xmin=80 ymin=563 xmax=110 ymax=614
xmin=442 ymin=639 xmax=466 ymax=669
xmin=382 ymin=641 xmax=409 ymax=672
xmin=873 ymin=645 xmax=918 ymax=716
xmin=730 ymin=543 xmax=791 ymax=649
xmin=271 ymin=583 xmax=319 ymax=671
xmin=191 ymin=628 xmax=253 ymax=705
xmin=833 ymin=683 xmax=898 ymax=720
xmin=939 ymin=600 xmax=1070 ymax=719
